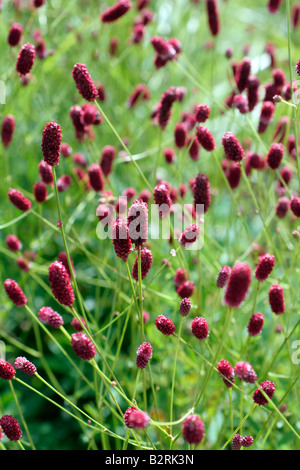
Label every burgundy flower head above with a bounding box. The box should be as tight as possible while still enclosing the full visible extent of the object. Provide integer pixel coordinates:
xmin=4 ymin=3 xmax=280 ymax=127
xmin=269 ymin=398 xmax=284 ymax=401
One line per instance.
xmin=153 ymin=183 xmax=172 ymax=218
xmin=253 ymin=380 xmax=275 ymax=405
xmin=8 ymin=23 xmax=23 ymax=47
xmin=222 ymin=132 xmax=244 ymax=161
xmin=0 ymin=360 xmax=16 ymax=381
xmin=224 ymin=262 xmax=252 ymax=308
xmin=235 ymin=57 xmax=251 ymax=92
xmin=100 ymin=145 xmax=116 ymax=177
xmin=247 ymin=312 xmax=264 ymax=336
xmin=72 ymin=63 xmax=98 ymax=102
xmin=291 ymin=196 xmax=300 ymax=217
xmin=234 ymin=361 xmax=257 ymax=383
xmin=232 ymin=434 xmax=242 ymax=450
xmin=193 ymin=173 xmax=211 ymax=214
xmin=0 ymin=415 xmax=22 ymax=441
xmin=275 ymin=197 xmax=290 ymax=218
xmin=132 ymin=248 xmax=152 ymax=281
xmin=247 ymin=75 xmax=260 ymax=111
xmin=128 ymin=199 xmax=148 ymax=247
xmin=136 ymin=342 xmax=152 ymax=369
xmin=1 ymin=115 xmax=16 ymax=148
xmin=258 ymin=101 xmax=275 ymax=134
xmin=206 ymin=0 xmax=220 ymax=36
xmin=16 ymin=43 xmax=35 ymax=75
xmin=124 ymin=406 xmax=149 ymax=429
xmin=217 ymin=359 xmax=235 ymax=387
xmin=48 ymin=261 xmax=74 ymax=307
xmin=71 ymin=332 xmax=96 ymax=361
xmin=6 ymin=235 xmax=22 ymax=252
xmin=196 ymin=125 xmax=216 ymax=151
xmin=38 ymin=306 xmax=64 ymax=328
xmin=8 ymin=189 xmax=31 ymax=212
xmin=268 ymin=0 xmax=282 ymax=14
xmin=179 ymin=298 xmax=191 ymax=316
xmin=112 ymin=218 xmax=132 ymax=262
xmin=100 ymin=1 xmax=132 ymax=23
xmin=155 ymin=315 xmax=175 ymax=335
xmin=88 ymin=164 xmax=104 ymax=192
xmin=179 ymin=223 xmax=200 ymax=248
xmin=255 ymin=254 xmax=275 ymax=281
xmin=38 ymin=160 xmax=53 ymax=184
xmin=267 ymin=143 xmax=284 ymax=170
xmin=41 ymin=121 xmax=62 ymax=166
xmin=14 ymin=357 xmax=37 ymax=375
xmin=191 ymin=317 xmax=209 ymax=340
xmin=195 ymin=104 xmax=210 ymax=123
xmin=269 ymin=284 xmax=285 ymax=314
xmin=33 ymin=181 xmax=47 ymax=203
xmin=217 ymin=266 xmax=231 ymax=288
xmin=242 ymin=435 xmax=254 ymax=448
xmin=176 ymin=280 xmax=195 ymax=299
xmin=71 ymin=316 xmax=86 ymax=332
xmin=182 ymin=415 xmax=205 ymax=445
xmin=4 ymin=279 xmax=27 ymax=306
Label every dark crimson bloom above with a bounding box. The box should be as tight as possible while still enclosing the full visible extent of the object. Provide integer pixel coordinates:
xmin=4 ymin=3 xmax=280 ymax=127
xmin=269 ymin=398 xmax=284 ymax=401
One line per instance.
xmin=179 ymin=223 xmax=200 ymax=248
xmin=187 ymin=136 xmax=200 ymax=161
xmin=136 ymin=0 xmax=150 ymax=10
xmin=196 ymin=126 xmax=216 ymax=151
xmin=193 ymin=173 xmax=211 ymax=214
xmin=276 ymin=197 xmax=290 ymax=218
xmin=292 ymin=4 xmax=300 ymax=28
xmin=179 ymin=298 xmax=191 ymax=317
xmin=157 ymin=87 xmax=180 ymax=130
xmin=33 ymin=181 xmax=47 ymax=203
xmin=235 ymin=57 xmax=251 ymax=92
xmin=128 ymin=199 xmax=148 ymax=247
xmin=247 ymin=312 xmax=264 ymax=336
xmin=60 ymin=143 xmax=72 ymax=157
xmin=88 ymin=164 xmax=104 ymax=192
xmin=255 ymin=254 xmax=275 ymax=282
xmin=17 ymin=256 xmax=30 ymax=272
xmin=71 ymin=332 xmax=97 ymax=360
xmin=242 ymin=436 xmax=254 ymax=447
xmin=182 ymin=415 xmax=205 ymax=445
xmin=174 ymin=122 xmax=187 ymax=148
xmin=176 ymin=280 xmax=195 ymax=298
xmin=191 ymin=317 xmax=209 ymax=340
xmin=232 ymin=434 xmax=242 ymax=450
xmin=234 ymin=361 xmax=257 ymax=383
xmin=233 ymin=94 xmax=249 ymax=114
xmin=38 ymin=306 xmax=64 ymax=328
xmin=124 ymin=406 xmax=149 ymax=429
xmin=132 ymin=248 xmax=152 ymax=281
xmin=71 ymin=316 xmax=86 ymax=331
xmin=14 ymin=357 xmax=37 ymax=375
xmin=217 ymin=266 xmax=231 ymax=288
xmin=6 ymin=234 xmax=22 ymax=252
xmin=34 ymin=0 xmax=46 ymax=6
xmin=16 ymin=43 xmax=35 ymax=75
xmin=41 ymin=121 xmax=62 ymax=166
xmin=101 ymin=1 xmax=132 ymax=22
xmin=217 ymin=359 xmax=235 ymax=387
xmin=57 ymin=175 xmax=71 ymax=193
xmin=164 ymin=147 xmax=175 ymax=164
xmin=4 ymin=279 xmax=27 ymax=306
xmin=151 ymin=36 xmax=174 ymax=57
xmin=100 ymin=145 xmax=116 ymax=177
xmin=273 ymin=116 xmax=289 ymax=143
xmin=174 ymin=268 xmax=188 ymax=289
xmin=226 ymin=162 xmax=241 ymax=189
xmin=222 ymin=132 xmax=244 ymax=162
xmin=38 ymin=160 xmax=53 ymax=185
xmin=0 ymin=415 xmax=22 ymax=441
xmin=258 ymin=101 xmax=275 ymax=134
xmin=224 ymin=262 xmax=252 ymax=308
xmin=8 ymin=189 xmax=31 ymax=211
xmin=131 ymin=23 xmax=145 ymax=44
xmin=48 ymin=261 xmax=75 ymax=307
xmin=72 ymin=63 xmax=98 ymax=102
xmin=153 ymin=183 xmax=172 ymax=217
xmin=253 ymin=381 xmax=275 ymax=405
xmin=195 ymin=104 xmax=210 ymax=123
xmin=155 ymin=315 xmax=175 ymax=335
xmin=1 ymin=115 xmax=16 ymax=148
xmin=0 ymin=360 xmax=16 ymax=381
xmin=267 ymin=142 xmax=284 ymax=170
xmin=268 ymin=0 xmax=282 ymax=14
xmin=272 ymin=68 xmax=285 ymax=87
xmin=291 ymin=196 xmax=300 ymax=217
xmin=69 ymin=105 xmax=87 ymax=142
xmin=136 ymin=342 xmax=152 ymax=369
xmin=58 ymin=251 xmax=74 ymax=278
xmin=206 ymin=0 xmax=220 ymax=36
xmin=81 ymin=103 xmax=97 ymax=125
xmin=112 ymin=218 xmax=132 ymax=262
xmin=269 ymin=284 xmax=285 ymax=314
xmin=247 ymin=75 xmax=260 ymax=111
xmin=128 ymin=84 xmax=149 ymax=108
xmin=8 ymin=23 xmax=23 ymax=47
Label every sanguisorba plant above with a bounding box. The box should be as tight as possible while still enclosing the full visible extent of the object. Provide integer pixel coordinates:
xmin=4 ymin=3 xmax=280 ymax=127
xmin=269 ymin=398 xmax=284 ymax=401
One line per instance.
xmin=1 ymin=0 xmax=300 ymax=451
